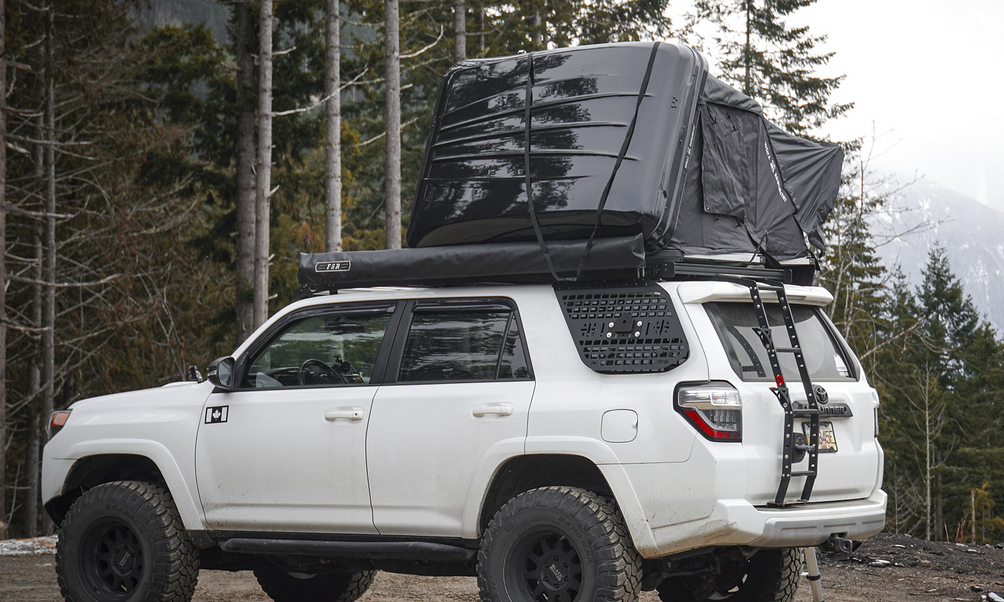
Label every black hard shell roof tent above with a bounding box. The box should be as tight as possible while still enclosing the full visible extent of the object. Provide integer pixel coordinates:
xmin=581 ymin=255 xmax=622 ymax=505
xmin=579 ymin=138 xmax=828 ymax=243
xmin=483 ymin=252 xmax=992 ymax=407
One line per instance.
xmin=299 ymin=41 xmax=843 ymax=292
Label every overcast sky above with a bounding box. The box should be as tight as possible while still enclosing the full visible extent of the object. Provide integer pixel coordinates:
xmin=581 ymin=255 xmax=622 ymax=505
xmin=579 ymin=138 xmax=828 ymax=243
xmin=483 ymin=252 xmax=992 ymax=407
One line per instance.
xmin=789 ymin=0 xmax=1004 ymax=211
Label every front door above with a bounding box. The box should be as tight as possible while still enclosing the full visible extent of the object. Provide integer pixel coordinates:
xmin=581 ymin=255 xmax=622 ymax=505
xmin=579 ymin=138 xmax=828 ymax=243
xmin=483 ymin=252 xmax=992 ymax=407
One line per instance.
xmin=195 ymin=303 xmax=398 ymax=534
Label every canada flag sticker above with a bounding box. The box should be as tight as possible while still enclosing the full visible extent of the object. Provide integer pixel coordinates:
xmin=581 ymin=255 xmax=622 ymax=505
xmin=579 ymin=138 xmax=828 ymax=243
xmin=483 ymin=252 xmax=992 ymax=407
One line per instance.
xmin=205 ymin=406 xmax=229 ymax=424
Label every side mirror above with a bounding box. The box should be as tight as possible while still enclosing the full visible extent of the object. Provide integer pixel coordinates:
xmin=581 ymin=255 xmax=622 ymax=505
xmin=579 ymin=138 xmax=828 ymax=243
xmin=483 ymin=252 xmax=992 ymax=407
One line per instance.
xmin=207 ymin=357 xmax=236 ymax=391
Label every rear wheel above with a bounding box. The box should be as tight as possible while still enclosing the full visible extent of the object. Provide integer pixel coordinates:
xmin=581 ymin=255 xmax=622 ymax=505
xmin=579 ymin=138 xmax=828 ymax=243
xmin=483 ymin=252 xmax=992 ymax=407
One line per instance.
xmin=478 ymin=486 xmax=641 ymax=602
xmin=56 ymin=481 xmax=199 ymax=602
xmin=254 ymin=568 xmax=376 ymax=602
xmin=656 ymin=548 xmax=802 ymax=602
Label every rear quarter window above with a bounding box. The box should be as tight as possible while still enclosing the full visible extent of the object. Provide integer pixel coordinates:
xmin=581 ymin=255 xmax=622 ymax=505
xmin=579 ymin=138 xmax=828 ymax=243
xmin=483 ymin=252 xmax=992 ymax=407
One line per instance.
xmin=705 ymin=302 xmax=855 ymax=382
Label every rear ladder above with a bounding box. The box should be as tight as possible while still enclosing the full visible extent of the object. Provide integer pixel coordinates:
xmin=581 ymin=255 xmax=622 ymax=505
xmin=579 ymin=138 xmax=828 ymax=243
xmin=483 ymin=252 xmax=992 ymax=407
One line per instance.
xmin=723 ymin=277 xmax=822 ymax=506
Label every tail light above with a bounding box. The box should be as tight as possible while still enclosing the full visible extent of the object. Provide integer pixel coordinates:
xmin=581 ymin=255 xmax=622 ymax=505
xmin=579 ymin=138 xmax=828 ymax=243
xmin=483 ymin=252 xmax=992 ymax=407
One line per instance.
xmin=675 ymin=382 xmax=742 ymax=442
xmin=48 ymin=410 xmax=72 ymax=439
xmin=871 ymin=388 xmax=880 ymax=438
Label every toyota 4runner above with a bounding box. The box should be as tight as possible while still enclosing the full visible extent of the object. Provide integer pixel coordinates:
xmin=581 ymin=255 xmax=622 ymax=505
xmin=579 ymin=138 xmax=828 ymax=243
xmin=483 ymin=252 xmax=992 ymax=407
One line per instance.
xmin=42 ymin=264 xmax=885 ymax=602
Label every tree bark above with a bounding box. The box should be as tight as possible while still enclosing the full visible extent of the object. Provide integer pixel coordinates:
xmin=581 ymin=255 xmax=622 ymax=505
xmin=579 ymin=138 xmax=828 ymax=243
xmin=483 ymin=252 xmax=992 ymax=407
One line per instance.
xmin=532 ymin=12 xmax=543 ymax=49
xmin=0 ymin=0 xmax=7 ymax=541
xmin=25 ymin=230 xmax=43 ymax=538
xmin=384 ymin=0 xmax=401 ymax=249
xmin=478 ymin=7 xmax=485 ymax=55
xmin=454 ymin=0 xmax=466 ymax=62
xmin=42 ymin=1 xmax=56 ymax=509
xmin=234 ymin=0 xmax=257 ymax=343
xmin=324 ymin=0 xmax=342 ymax=252
xmin=253 ymin=0 xmax=274 ymax=327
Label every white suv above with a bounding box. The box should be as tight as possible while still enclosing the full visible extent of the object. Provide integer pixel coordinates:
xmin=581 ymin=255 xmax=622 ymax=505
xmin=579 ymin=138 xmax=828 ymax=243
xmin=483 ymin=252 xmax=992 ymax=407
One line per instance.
xmin=42 ymin=273 xmax=885 ymax=602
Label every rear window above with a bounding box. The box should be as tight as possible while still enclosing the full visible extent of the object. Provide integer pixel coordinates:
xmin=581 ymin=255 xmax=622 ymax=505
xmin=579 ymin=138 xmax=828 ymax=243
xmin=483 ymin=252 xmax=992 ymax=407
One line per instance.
xmin=705 ymin=303 xmax=855 ymax=382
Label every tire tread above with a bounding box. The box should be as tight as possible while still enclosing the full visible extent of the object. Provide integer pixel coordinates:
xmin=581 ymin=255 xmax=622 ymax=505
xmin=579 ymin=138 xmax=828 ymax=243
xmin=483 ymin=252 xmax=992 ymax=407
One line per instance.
xmin=478 ymin=485 xmax=641 ymax=602
xmin=56 ymin=480 xmax=199 ymax=602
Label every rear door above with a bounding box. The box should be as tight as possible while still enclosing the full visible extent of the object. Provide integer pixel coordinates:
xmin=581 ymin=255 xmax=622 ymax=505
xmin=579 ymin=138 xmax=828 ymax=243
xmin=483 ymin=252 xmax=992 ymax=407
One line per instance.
xmin=366 ymin=298 xmax=535 ymax=537
xmin=701 ymin=298 xmax=881 ymax=505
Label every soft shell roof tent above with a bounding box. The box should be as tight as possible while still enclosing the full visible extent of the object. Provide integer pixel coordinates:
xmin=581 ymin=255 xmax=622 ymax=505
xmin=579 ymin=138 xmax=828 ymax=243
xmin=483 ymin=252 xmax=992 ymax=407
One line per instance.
xmin=407 ymin=41 xmax=842 ymax=262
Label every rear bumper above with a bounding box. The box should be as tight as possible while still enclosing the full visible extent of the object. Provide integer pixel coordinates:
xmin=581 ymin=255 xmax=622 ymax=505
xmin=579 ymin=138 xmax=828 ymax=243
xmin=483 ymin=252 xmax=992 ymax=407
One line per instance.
xmin=746 ymin=493 xmax=888 ymax=548
xmin=601 ymin=461 xmax=886 ymax=557
xmin=644 ymin=489 xmax=887 ymax=557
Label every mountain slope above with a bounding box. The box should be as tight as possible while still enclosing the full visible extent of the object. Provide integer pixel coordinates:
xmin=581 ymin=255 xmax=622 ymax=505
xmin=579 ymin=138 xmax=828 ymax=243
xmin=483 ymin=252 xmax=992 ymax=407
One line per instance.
xmin=870 ymin=178 xmax=1004 ymax=332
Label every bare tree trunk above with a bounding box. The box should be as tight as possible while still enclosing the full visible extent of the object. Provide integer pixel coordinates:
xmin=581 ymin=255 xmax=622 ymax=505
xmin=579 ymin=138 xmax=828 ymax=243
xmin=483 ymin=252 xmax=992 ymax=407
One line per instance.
xmin=384 ymin=0 xmax=401 ymax=250
xmin=41 ymin=1 xmax=57 ymax=535
xmin=0 ymin=0 xmax=7 ymax=541
xmin=454 ymin=0 xmax=466 ymax=62
xmin=25 ymin=406 xmax=39 ymax=537
xmin=935 ymin=459 xmax=944 ymax=541
xmin=742 ymin=0 xmax=753 ymax=98
xmin=478 ymin=7 xmax=484 ymax=55
xmin=253 ymin=0 xmax=274 ymax=327
xmin=25 ymin=231 xmax=43 ymax=538
xmin=234 ymin=0 xmax=256 ymax=343
xmin=324 ymin=0 xmax=342 ymax=252
xmin=532 ymin=13 xmax=543 ymax=48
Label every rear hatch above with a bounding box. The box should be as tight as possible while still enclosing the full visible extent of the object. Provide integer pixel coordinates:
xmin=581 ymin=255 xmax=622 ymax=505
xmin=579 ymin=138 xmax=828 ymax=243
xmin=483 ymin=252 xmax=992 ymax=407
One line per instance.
xmin=677 ymin=281 xmax=882 ymax=506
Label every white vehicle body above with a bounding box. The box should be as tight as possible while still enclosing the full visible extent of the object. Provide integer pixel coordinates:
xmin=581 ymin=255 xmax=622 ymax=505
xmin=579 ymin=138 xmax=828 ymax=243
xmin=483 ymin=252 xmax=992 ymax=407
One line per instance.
xmin=43 ymin=280 xmax=885 ymax=564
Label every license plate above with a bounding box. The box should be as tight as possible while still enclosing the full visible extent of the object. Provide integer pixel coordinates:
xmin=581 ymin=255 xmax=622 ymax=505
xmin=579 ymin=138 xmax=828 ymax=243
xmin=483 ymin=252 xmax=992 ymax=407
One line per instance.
xmin=802 ymin=421 xmax=838 ymax=453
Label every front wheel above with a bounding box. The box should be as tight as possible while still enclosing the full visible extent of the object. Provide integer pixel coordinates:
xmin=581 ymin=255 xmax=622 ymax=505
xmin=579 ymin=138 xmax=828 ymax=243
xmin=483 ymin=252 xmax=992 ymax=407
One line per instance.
xmin=56 ymin=481 xmax=199 ymax=602
xmin=254 ymin=568 xmax=376 ymax=602
xmin=478 ymin=486 xmax=642 ymax=602
xmin=656 ymin=548 xmax=802 ymax=602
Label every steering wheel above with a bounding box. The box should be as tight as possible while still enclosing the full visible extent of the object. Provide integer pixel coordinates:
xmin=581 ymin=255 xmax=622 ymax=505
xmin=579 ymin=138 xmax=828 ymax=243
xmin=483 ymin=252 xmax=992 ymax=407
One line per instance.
xmin=298 ymin=359 xmax=342 ymax=386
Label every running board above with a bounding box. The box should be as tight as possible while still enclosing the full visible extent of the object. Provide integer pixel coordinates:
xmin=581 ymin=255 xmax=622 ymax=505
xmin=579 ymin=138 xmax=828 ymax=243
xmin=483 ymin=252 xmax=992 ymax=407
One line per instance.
xmin=219 ymin=538 xmax=476 ymax=561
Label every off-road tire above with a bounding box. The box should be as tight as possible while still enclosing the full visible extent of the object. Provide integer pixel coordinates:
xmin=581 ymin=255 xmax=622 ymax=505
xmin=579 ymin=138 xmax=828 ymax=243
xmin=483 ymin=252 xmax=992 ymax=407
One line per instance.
xmin=478 ymin=486 xmax=642 ymax=602
xmin=56 ymin=480 xmax=199 ymax=602
xmin=657 ymin=548 xmax=802 ymax=602
xmin=254 ymin=568 xmax=377 ymax=602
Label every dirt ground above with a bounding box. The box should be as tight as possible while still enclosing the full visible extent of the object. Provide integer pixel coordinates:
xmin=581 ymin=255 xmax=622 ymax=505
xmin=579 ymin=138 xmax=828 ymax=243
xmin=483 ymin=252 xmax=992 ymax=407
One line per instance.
xmin=3 ymin=533 xmax=1004 ymax=601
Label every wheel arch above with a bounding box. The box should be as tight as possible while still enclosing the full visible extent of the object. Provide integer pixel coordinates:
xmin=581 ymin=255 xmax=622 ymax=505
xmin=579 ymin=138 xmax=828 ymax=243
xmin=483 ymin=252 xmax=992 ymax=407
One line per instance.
xmin=477 ymin=454 xmax=613 ymax=534
xmin=44 ymin=453 xmax=194 ymax=528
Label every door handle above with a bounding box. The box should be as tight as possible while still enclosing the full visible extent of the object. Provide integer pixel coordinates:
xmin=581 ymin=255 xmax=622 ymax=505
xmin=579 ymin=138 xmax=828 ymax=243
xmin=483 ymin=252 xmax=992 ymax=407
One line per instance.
xmin=324 ymin=407 xmax=365 ymax=421
xmin=473 ymin=403 xmax=514 ymax=417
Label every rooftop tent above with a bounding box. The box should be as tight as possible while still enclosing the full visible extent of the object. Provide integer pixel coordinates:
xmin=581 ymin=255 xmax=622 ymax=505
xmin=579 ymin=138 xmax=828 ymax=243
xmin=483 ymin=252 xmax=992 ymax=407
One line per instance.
xmin=407 ymin=41 xmax=843 ymax=262
xmin=407 ymin=42 xmax=707 ymax=250
xmin=671 ymin=76 xmax=844 ymax=260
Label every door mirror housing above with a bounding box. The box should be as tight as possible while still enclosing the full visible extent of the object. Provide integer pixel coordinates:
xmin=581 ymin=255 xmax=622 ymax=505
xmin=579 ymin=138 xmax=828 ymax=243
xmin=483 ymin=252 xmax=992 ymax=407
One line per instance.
xmin=207 ymin=357 xmax=236 ymax=390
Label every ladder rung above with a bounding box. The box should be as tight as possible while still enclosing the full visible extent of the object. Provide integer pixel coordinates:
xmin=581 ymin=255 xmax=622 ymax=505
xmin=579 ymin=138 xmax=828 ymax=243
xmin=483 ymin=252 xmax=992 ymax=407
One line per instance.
xmin=774 ymin=347 xmax=801 ymax=354
xmin=794 ymin=410 xmax=820 ymax=418
xmin=791 ymin=470 xmax=817 ymax=477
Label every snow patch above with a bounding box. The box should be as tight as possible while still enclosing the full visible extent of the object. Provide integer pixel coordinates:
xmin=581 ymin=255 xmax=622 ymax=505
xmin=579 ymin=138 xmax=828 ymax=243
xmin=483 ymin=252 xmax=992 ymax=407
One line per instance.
xmin=0 ymin=536 xmax=57 ymax=556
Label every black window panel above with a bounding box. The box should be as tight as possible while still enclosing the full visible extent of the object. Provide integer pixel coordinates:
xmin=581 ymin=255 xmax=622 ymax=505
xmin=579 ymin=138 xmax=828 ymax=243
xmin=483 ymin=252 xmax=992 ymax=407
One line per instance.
xmin=706 ymin=302 xmax=855 ymax=382
xmin=243 ymin=311 xmax=393 ymax=389
xmin=498 ymin=316 xmax=530 ymax=380
xmin=399 ymin=309 xmax=530 ymax=383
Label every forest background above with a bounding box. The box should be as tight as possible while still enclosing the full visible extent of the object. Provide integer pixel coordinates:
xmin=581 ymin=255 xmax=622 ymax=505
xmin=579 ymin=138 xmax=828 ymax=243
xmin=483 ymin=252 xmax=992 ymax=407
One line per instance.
xmin=1 ymin=0 xmax=1002 ymax=549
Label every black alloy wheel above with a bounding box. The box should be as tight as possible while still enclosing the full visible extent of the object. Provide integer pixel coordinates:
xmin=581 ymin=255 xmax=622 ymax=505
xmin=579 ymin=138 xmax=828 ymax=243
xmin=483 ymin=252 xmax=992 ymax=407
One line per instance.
xmin=56 ymin=480 xmax=199 ymax=602
xmin=478 ymin=486 xmax=641 ymax=602
xmin=511 ymin=528 xmax=584 ymax=601
xmin=79 ymin=519 xmax=146 ymax=598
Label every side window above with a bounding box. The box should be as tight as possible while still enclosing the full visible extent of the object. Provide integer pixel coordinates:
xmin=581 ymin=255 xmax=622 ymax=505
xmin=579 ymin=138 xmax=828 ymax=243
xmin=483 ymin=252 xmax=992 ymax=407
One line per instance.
xmin=399 ymin=306 xmax=531 ymax=383
xmin=243 ymin=309 xmax=393 ymax=389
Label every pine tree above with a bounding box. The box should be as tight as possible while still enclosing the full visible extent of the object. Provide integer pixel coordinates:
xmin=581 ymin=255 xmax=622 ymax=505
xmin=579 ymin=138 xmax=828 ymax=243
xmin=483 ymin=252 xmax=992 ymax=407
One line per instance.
xmin=683 ymin=0 xmax=849 ymax=136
